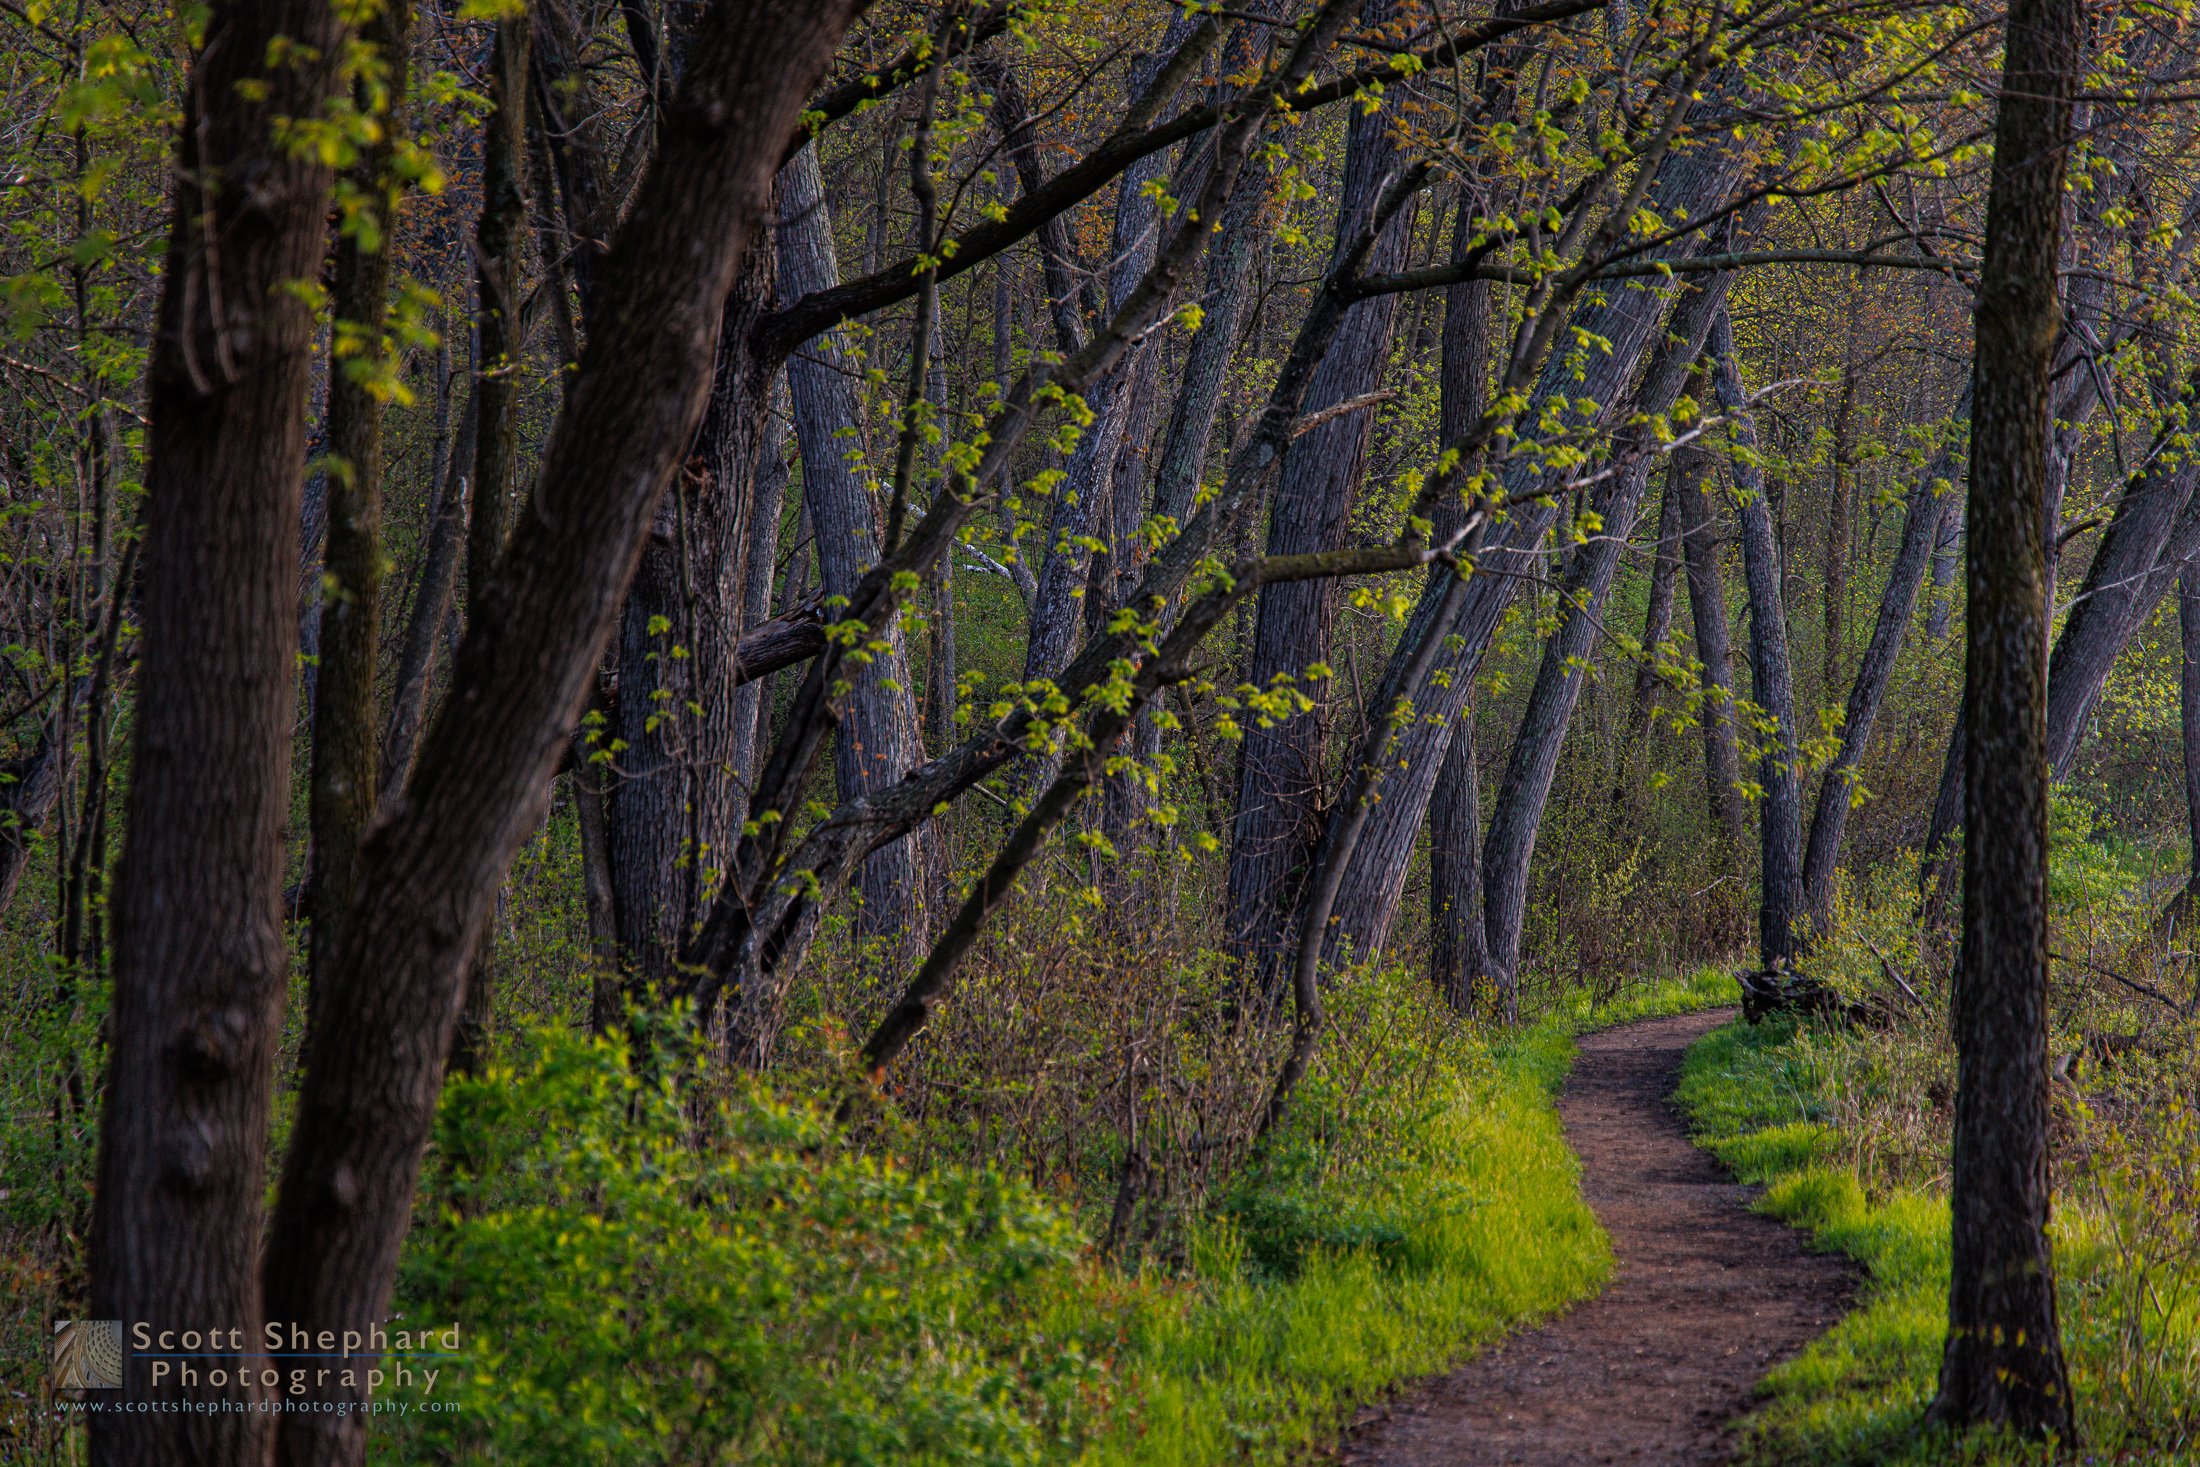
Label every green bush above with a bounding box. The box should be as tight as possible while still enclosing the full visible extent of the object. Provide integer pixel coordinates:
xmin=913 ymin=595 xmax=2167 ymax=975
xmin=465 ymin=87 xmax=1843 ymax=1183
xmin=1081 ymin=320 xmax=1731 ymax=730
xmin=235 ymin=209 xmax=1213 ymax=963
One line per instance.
xmin=396 ymin=1017 xmax=1114 ymax=1466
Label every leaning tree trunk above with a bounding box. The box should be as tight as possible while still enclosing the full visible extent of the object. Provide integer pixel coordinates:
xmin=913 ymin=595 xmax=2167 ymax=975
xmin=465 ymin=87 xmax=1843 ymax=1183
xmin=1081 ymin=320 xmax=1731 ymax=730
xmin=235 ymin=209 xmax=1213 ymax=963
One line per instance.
xmin=1318 ymin=136 xmax=1749 ymax=964
xmin=1226 ymin=22 xmax=1419 ymax=976
xmin=1673 ymin=438 xmax=1749 ymax=851
xmin=1475 ymin=273 xmax=1733 ymax=1008
xmin=89 ymin=0 xmax=349 ymax=1455
xmin=776 ymin=143 xmax=938 ymax=950
xmin=257 ymin=9 xmax=864 ymax=1464
xmin=1712 ymin=311 xmax=1803 ymax=968
xmin=1800 ymin=387 xmax=1966 ymax=929
xmin=1930 ymin=0 xmax=2082 ymax=1433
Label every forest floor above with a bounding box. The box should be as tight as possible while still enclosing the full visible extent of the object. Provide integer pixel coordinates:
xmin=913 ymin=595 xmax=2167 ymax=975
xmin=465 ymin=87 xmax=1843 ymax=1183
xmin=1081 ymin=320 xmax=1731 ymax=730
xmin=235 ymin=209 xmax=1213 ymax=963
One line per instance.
xmin=1341 ymin=1008 xmax=1854 ymax=1466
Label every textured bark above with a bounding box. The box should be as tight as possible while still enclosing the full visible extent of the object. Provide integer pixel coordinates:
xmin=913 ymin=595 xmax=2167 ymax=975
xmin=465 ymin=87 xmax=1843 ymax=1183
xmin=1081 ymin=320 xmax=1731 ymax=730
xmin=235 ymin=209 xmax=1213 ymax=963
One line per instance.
xmin=1930 ymin=0 xmax=2081 ymax=1433
xmin=307 ymin=0 xmax=411 ymax=1026
xmin=1024 ymin=15 xmax=1200 ymax=689
xmin=1800 ymin=388 xmax=1966 ymax=927
xmin=1427 ymin=195 xmax=1492 ymax=1011
xmin=1226 ymin=17 xmax=1418 ymax=972
xmin=89 ymin=0 xmax=349 ymax=1453
xmin=608 ymin=243 xmax=776 ymax=990
xmin=2181 ymin=559 xmax=2200 ymax=905
xmin=2042 ymin=451 xmax=2200 ymax=775
xmin=1674 ymin=441 xmax=1748 ymax=850
xmin=1822 ymin=361 xmax=1857 ymax=699
xmin=1428 ymin=725 xmax=1483 ymax=1013
xmin=1476 ymin=276 xmax=1731 ymax=1004
xmin=731 ymin=384 xmax=791 ymax=791
xmin=444 ymin=12 xmax=529 ymax=1079
xmin=258 ymin=9 xmax=864 ymax=1463
xmin=469 ymin=15 xmax=530 ymax=602
xmin=776 ymin=142 xmax=936 ymax=948
xmin=980 ymin=57 xmax=1094 ymax=356
xmin=1926 ymin=496 xmax=1961 ymax=642
xmin=1318 ymin=136 xmax=1748 ymax=963
xmin=1711 ymin=311 xmax=1802 ymax=968
xmin=381 ymin=386 xmax=476 ymax=793
xmin=1626 ymin=466 xmax=1684 ymax=740
xmin=528 ymin=0 xmax=617 ymax=314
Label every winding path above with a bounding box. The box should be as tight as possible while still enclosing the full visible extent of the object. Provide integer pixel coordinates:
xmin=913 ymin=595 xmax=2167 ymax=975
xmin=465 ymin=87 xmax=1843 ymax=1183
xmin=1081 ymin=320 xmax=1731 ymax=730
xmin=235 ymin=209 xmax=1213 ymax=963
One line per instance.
xmin=1343 ymin=1008 xmax=1853 ymax=1466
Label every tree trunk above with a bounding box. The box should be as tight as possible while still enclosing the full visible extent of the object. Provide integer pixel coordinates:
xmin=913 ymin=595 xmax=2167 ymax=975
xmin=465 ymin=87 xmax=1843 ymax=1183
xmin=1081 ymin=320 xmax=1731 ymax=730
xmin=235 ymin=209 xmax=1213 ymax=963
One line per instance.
xmin=1475 ymin=275 xmax=1732 ymax=1004
xmin=90 ymin=0 xmax=349 ymax=1453
xmin=257 ymin=10 xmax=863 ymax=1463
xmin=776 ymin=142 xmax=937 ymax=949
xmin=1926 ymin=497 xmax=1961 ymax=642
xmin=1023 ymin=15 xmax=1200 ymax=692
xmin=381 ymin=385 xmax=476 ymax=793
xmin=1930 ymin=0 xmax=2081 ymax=1432
xmin=2180 ymin=558 xmax=2200 ymax=909
xmin=1428 ymin=724 xmax=1484 ymax=1013
xmin=1427 ymin=192 xmax=1493 ymax=1013
xmin=607 ymin=242 xmax=775 ymax=990
xmin=1674 ymin=439 xmax=1748 ymax=850
xmin=307 ymin=0 xmax=412 ymax=1029
xmin=1626 ymin=465 xmax=1685 ymax=742
xmin=1800 ymin=388 xmax=1966 ymax=928
xmin=1712 ymin=310 xmax=1802 ymax=968
xmin=1316 ymin=137 xmax=1749 ymax=964
xmin=1227 ymin=19 xmax=1418 ymax=974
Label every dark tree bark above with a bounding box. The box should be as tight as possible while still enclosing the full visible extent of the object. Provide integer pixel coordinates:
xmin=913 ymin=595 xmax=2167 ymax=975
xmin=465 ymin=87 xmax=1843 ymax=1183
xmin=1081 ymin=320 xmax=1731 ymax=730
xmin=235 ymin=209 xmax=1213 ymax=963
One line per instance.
xmin=1227 ymin=12 xmax=1419 ymax=973
xmin=1673 ymin=438 xmax=1748 ymax=850
xmin=607 ymin=243 xmax=776 ymax=990
xmin=1475 ymin=275 xmax=1732 ymax=1005
xmin=256 ymin=9 xmax=866 ymax=1464
xmin=1625 ymin=464 xmax=1685 ymax=742
xmin=469 ymin=15 xmax=530 ymax=602
xmin=776 ymin=142 xmax=937 ymax=949
xmin=1427 ymin=193 xmax=1493 ymax=1012
xmin=380 ymin=386 xmax=476 ymax=792
xmin=1428 ymin=725 xmax=1483 ymax=1012
xmin=446 ymin=11 xmax=531 ymax=1079
xmin=1930 ymin=0 xmax=2082 ymax=1433
xmin=307 ymin=0 xmax=412 ymax=1026
xmin=1800 ymin=389 xmax=1966 ymax=927
xmin=1712 ymin=310 xmax=1802 ymax=968
xmin=2180 ymin=558 xmax=2200 ymax=910
xmin=89 ymin=0 xmax=351 ymax=1454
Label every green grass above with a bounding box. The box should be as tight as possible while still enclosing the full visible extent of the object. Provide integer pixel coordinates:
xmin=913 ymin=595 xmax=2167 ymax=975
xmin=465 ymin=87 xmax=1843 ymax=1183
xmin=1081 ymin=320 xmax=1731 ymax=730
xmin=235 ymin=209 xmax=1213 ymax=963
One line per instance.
xmin=1568 ymin=966 xmax=1742 ymax=1030
xmin=1677 ymin=1017 xmax=2200 ymax=1464
xmin=1088 ymin=969 xmax=1744 ymax=1464
xmin=1091 ymin=1019 xmax=1606 ymax=1464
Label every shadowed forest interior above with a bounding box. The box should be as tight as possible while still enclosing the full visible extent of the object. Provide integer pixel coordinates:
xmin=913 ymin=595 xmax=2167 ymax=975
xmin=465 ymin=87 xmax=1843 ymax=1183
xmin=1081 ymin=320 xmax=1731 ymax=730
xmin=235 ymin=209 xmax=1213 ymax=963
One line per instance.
xmin=6 ymin=0 xmax=2200 ymax=1461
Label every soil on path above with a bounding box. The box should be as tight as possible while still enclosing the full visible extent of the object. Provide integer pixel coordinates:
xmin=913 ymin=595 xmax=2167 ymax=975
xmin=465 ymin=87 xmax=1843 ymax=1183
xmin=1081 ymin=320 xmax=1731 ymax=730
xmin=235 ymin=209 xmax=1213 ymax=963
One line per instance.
xmin=1343 ymin=1008 xmax=1853 ymax=1466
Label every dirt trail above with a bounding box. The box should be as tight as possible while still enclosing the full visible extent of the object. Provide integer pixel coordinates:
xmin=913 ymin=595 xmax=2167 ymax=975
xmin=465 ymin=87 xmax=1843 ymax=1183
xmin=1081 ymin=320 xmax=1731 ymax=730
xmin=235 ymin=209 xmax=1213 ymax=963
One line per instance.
xmin=1343 ymin=1008 xmax=1852 ymax=1466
